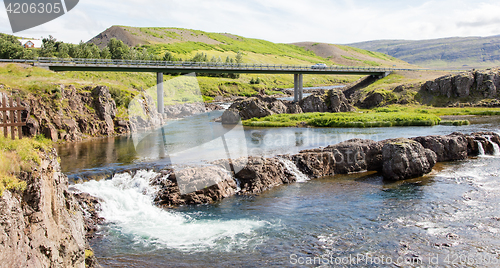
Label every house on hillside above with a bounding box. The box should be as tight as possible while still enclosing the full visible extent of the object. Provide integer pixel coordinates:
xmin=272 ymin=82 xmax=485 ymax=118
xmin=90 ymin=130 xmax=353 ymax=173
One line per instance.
xmin=17 ymin=39 xmax=43 ymax=49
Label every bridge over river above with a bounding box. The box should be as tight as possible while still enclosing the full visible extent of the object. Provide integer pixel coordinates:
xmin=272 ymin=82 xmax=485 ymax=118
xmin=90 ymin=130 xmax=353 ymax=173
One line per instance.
xmin=1 ymin=58 xmax=421 ymax=113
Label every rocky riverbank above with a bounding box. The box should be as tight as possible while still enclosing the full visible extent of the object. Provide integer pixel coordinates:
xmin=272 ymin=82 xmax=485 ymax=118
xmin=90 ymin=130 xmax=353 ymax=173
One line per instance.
xmin=351 ymin=68 xmax=500 ymax=108
xmin=1 ymin=86 xmax=223 ymax=143
xmin=221 ymin=89 xmax=354 ymax=124
xmin=0 ymin=148 xmax=98 ymax=267
xmin=115 ymin=131 xmax=500 ymax=207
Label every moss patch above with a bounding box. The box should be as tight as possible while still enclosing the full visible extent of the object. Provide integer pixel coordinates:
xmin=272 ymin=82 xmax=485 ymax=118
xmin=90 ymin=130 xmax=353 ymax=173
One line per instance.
xmin=0 ymin=135 xmax=52 ymax=196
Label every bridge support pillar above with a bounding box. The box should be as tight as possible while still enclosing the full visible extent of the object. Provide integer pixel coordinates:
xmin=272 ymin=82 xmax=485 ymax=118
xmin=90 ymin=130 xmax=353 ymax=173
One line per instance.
xmin=293 ymin=74 xmax=304 ymax=103
xmin=157 ymin=72 xmax=164 ymax=114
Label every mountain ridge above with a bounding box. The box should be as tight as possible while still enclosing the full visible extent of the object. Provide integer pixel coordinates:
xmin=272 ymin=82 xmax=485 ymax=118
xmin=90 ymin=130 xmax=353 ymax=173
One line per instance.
xmin=347 ymin=35 xmax=500 ymax=69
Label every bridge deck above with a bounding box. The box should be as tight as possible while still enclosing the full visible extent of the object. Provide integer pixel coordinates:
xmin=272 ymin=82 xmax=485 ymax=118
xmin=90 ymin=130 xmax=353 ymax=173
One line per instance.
xmin=0 ymin=58 xmax=415 ymax=75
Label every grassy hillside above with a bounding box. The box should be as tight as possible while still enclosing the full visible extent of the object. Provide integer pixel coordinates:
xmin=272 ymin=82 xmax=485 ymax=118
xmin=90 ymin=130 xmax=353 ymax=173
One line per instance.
xmin=88 ymin=26 xmax=411 ymax=68
xmin=348 ymin=35 xmax=500 ymax=69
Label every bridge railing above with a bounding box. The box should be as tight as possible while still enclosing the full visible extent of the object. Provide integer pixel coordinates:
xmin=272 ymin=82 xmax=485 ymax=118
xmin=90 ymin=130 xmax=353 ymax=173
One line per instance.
xmin=0 ymin=57 xmax=423 ymax=72
xmin=34 ymin=57 xmax=401 ymax=71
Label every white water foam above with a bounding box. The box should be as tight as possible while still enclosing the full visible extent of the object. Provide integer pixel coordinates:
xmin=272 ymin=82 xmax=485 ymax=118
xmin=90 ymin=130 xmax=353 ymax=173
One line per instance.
xmin=476 ymin=140 xmax=486 ymax=156
xmin=487 ymin=136 xmax=500 ymax=156
xmin=72 ymin=170 xmax=267 ymax=251
xmin=279 ymin=158 xmax=310 ymax=182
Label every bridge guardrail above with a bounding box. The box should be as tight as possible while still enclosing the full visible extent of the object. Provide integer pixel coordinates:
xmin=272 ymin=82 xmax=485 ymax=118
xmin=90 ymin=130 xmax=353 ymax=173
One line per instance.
xmin=0 ymin=57 xmax=432 ymax=72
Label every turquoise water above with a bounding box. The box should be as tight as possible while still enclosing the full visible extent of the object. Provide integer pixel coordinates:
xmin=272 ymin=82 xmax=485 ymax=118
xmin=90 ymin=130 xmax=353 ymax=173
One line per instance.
xmin=60 ymin=116 xmax=500 ymax=267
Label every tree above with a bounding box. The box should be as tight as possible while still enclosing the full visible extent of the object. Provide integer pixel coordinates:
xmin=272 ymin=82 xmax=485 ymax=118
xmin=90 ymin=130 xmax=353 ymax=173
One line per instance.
xmin=106 ymin=38 xmax=130 ymax=59
xmin=40 ymin=35 xmax=60 ymax=57
xmin=235 ymin=51 xmax=243 ymax=64
xmin=0 ymin=33 xmax=23 ymax=59
xmin=100 ymin=47 xmax=111 ymax=59
xmin=191 ymin=52 xmax=208 ymax=62
xmin=162 ymin=51 xmax=175 ymax=61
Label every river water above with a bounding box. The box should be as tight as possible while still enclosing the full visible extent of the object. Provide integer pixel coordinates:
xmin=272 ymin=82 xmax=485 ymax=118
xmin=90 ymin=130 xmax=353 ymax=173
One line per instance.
xmin=59 ymin=115 xmax=500 ymax=267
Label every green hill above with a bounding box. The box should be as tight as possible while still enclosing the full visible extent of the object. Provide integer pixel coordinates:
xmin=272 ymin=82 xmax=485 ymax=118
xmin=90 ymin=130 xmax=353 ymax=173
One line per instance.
xmin=348 ymin=35 xmax=500 ymax=69
xmin=88 ymin=26 xmax=411 ymax=68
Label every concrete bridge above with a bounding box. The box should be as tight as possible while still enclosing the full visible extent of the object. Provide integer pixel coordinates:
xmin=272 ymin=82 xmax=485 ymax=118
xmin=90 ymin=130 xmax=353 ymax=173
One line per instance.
xmin=1 ymin=58 xmax=417 ymax=113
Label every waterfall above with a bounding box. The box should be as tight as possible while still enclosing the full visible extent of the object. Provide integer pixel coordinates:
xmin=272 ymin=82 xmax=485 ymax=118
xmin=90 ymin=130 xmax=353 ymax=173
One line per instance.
xmin=487 ymin=136 xmax=500 ymax=156
xmin=279 ymin=158 xmax=310 ymax=182
xmin=476 ymin=140 xmax=485 ymax=156
xmin=72 ymin=170 xmax=266 ymax=251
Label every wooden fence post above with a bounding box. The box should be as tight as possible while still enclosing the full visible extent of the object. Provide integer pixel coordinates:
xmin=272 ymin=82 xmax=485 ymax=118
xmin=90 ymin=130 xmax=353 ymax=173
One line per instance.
xmin=0 ymin=95 xmax=27 ymax=140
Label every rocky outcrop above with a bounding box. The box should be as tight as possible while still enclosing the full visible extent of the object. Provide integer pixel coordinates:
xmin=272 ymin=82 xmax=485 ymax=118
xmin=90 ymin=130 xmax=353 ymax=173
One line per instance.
xmin=114 ymin=132 xmax=500 ymax=207
xmin=421 ymin=69 xmax=500 ymax=103
xmin=221 ymin=90 xmax=354 ymax=124
xmin=382 ymin=139 xmax=437 ymax=181
xmin=358 ymin=91 xmax=385 ymax=108
xmin=0 ymin=149 xmax=91 ymax=267
xmin=222 ymin=96 xmax=288 ymax=122
xmin=412 ymin=132 xmax=468 ymax=162
xmin=228 ymin=156 xmax=296 ymax=195
xmin=300 ymin=138 xmax=384 ymax=173
xmin=153 ymin=156 xmax=297 ymax=206
xmin=92 ymin=86 xmax=117 ymax=135
xmin=291 ymin=152 xmax=335 ymax=178
xmin=12 ymin=85 xmax=123 ymax=142
xmin=164 ymin=102 xmax=223 ymax=119
xmin=466 ymin=131 xmax=500 ymax=156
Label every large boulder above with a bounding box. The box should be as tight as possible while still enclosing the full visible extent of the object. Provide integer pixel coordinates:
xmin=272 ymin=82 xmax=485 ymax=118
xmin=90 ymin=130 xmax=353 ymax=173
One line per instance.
xmin=232 ymin=157 xmax=296 ymax=195
xmin=382 ymin=139 xmax=437 ymax=181
xmin=359 ymin=91 xmax=385 ymax=108
xmin=299 ymin=89 xmax=354 ymax=113
xmin=291 ymin=152 xmax=336 ymax=178
xmin=224 ymin=96 xmax=287 ymax=121
xmin=299 ymin=95 xmax=329 ymax=113
xmin=412 ymin=132 xmax=468 ymax=162
xmin=153 ymin=167 xmax=238 ymax=206
xmin=301 ymin=138 xmax=383 ymax=174
xmin=327 ymin=89 xmax=356 ymax=112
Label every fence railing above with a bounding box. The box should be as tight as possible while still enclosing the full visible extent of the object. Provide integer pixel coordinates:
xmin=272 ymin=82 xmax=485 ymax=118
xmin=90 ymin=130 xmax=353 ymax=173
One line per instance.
xmin=0 ymin=96 xmax=27 ymax=140
xmin=0 ymin=58 xmax=420 ymax=72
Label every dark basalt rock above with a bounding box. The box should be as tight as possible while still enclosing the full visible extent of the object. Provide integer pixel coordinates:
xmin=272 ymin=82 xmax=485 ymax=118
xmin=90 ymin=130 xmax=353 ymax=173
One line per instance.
xmin=412 ymin=132 xmax=468 ymax=162
xmin=382 ymin=139 xmax=437 ymax=181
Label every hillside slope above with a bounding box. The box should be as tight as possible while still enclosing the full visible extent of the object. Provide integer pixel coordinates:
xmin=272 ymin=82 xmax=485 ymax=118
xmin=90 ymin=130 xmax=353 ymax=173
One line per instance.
xmin=88 ymin=26 xmax=411 ymax=68
xmin=348 ymin=35 xmax=500 ymax=69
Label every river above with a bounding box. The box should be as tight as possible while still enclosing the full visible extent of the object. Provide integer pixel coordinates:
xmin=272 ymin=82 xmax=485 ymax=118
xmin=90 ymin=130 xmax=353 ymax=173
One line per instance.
xmin=58 ymin=114 xmax=500 ymax=267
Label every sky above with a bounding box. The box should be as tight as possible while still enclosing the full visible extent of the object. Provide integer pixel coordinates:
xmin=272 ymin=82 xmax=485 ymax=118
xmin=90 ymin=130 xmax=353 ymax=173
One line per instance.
xmin=2 ymin=0 xmax=500 ymax=44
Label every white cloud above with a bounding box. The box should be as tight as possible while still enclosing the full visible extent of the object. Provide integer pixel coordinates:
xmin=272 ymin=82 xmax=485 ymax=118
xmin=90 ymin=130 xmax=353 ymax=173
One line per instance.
xmin=1 ymin=0 xmax=500 ymax=44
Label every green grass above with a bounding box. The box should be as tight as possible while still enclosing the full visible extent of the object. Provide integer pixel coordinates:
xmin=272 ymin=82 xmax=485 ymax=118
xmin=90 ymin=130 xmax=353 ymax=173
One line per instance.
xmin=0 ymin=135 xmax=52 ymax=196
xmin=243 ymin=111 xmax=442 ymax=128
xmin=440 ymin=120 xmax=470 ymax=126
xmin=377 ymin=105 xmax=500 ymax=116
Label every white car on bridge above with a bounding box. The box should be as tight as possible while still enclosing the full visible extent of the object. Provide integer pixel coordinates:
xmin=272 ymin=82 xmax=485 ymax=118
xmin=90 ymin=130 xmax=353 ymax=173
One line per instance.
xmin=311 ymin=63 xmax=327 ymax=69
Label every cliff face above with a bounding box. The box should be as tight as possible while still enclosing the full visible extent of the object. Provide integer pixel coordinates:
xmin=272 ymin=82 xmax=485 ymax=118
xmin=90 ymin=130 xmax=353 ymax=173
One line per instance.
xmin=0 ymin=149 xmax=87 ymax=268
xmin=10 ymin=85 xmax=127 ymax=142
xmin=420 ymin=69 xmax=500 ymax=106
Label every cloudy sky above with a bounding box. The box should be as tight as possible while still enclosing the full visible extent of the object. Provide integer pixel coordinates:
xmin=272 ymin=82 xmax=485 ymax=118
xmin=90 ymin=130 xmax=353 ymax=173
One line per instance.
xmin=1 ymin=0 xmax=500 ymax=44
